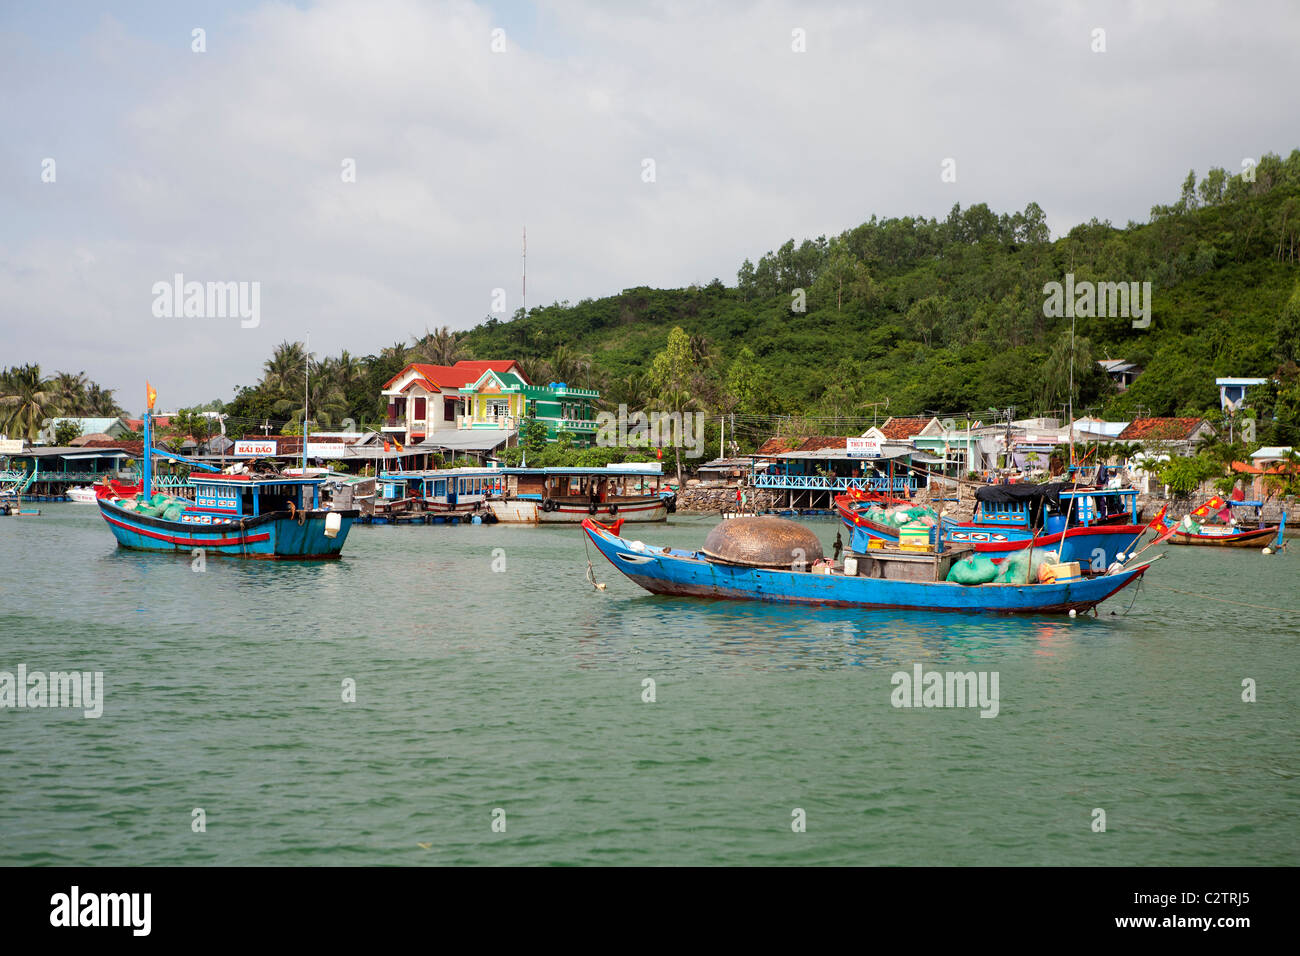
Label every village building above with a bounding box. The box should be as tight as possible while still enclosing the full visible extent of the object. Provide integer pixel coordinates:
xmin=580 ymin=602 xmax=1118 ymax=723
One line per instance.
xmin=1097 ymin=359 xmax=1142 ymax=391
xmin=380 ymin=360 xmax=600 ymax=450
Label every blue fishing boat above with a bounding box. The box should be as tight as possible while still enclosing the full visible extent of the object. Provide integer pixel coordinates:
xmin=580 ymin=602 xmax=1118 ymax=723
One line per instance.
xmin=583 ymin=516 xmax=1155 ymax=615
xmin=96 ymin=385 xmax=358 ymax=558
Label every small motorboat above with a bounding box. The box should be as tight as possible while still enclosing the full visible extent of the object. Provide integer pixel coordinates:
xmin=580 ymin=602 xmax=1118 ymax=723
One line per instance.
xmin=67 ymin=485 xmax=98 ymax=503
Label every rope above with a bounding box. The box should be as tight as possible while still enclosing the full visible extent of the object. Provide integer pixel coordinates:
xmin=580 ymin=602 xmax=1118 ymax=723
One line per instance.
xmin=582 ymin=532 xmax=606 ymax=591
xmin=1144 ymin=583 xmax=1300 ymax=613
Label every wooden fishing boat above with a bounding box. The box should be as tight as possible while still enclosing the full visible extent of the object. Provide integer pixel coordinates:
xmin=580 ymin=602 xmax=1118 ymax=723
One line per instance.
xmin=370 ymin=467 xmax=502 ymax=524
xmin=490 ymin=465 xmax=674 ymax=524
xmin=1167 ymin=498 xmax=1286 ymax=548
xmin=96 ymin=390 xmax=358 ymax=558
xmin=98 ymin=473 xmax=357 ymax=558
xmin=583 ymin=517 xmax=1155 ymax=615
xmin=838 ymin=484 xmax=1149 ymax=570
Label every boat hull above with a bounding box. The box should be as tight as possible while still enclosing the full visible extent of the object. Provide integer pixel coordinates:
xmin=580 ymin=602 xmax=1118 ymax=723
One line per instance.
xmin=1166 ymin=526 xmax=1280 ymax=547
xmin=490 ymin=496 xmax=668 ymax=524
xmin=583 ymin=519 xmax=1150 ymax=615
xmin=97 ymin=499 xmax=357 ymax=558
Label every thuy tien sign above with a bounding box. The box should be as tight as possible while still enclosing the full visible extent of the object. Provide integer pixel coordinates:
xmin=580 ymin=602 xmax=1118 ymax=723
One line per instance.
xmin=846 ymin=437 xmax=882 ymax=458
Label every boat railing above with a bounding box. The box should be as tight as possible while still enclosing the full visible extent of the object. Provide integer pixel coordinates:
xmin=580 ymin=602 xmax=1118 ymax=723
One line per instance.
xmin=754 ymin=474 xmax=916 ymax=492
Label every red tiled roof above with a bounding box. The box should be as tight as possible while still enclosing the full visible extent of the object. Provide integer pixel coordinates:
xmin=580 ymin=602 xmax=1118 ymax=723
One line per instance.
xmin=383 ymin=360 xmax=527 ymax=391
xmin=452 ymin=360 xmax=529 ymax=385
xmin=757 ymin=437 xmax=798 ymax=455
xmin=85 ymin=439 xmax=144 ymax=455
xmin=796 ymin=436 xmax=859 ymax=452
xmin=1117 ymin=417 xmax=1207 ymax=441
xmin=878 ymin=416 xmax=934 ymax=440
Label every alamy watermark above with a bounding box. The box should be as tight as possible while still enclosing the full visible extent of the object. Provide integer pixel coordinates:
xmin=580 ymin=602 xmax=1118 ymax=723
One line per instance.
xmin=1043 ymin=273 xmax=1151 ymax=328
xmin=890 ymin=664 xmax=999 ymax=718
xmin=0 ymin=664 xmax=103 ymax=718
xmin=595 ymin=404 xmax=706 ymax=458
xmin=151 ymin=273 xmax=260 ymax=328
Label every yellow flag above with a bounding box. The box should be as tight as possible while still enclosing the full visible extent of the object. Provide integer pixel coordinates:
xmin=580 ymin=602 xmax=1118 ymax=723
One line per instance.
xmin=146 ymin=382 xmax=157 ymax=410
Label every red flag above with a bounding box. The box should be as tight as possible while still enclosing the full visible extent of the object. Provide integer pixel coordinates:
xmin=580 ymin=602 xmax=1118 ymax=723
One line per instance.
xmin=146 ymin=382 xmax=157 ymax=411
xmin=1146 ymin=503 xmax=1168 ymax=530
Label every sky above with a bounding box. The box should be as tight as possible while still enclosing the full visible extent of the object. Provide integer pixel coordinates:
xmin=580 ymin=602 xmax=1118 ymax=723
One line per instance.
xmin=3 ymin=0 xmax=1299 ymax=413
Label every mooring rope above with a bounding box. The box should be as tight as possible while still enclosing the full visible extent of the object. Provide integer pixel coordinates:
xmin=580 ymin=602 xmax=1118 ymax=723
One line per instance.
xmin=582 ymin=532 xmax=606 ymax=591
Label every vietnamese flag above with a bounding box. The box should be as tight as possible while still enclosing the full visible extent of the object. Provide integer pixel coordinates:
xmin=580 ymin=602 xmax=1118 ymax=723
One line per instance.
xmin=1146 ymin=503 xmax=1169 ymax=530
xmin=146 ymin=382 xmax=157 ymax=411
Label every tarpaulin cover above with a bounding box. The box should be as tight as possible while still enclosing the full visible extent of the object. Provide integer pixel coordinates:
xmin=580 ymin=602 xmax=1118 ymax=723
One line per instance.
xmin=974 ymin=482 xmax=1070 ymax=506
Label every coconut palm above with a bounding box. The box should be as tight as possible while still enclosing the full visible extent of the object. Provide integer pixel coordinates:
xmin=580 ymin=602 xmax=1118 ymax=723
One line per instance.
xmin=0 ymin=364 xmax=56 ymax=442
xmin=410 ymin=326 xmax=465 ymax=366
xmin=49 ymin=371 xmax=90 ymax=415
xmin=516 ymin=356 xmax=556 ymax=385
xmin=550 ymin=346 xmax=593 ymax=387
xmin=261 ymin=341 xmax=308 ymax=395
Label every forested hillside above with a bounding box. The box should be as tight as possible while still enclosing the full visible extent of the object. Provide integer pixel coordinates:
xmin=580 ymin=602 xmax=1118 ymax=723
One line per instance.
xmin=200 ymin=149 xmax=1300 ymax=449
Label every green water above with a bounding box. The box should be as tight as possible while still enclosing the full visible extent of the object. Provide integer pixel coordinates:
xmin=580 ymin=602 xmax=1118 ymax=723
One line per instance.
xmin=0 ymin=505 xmax=1296 ymax=865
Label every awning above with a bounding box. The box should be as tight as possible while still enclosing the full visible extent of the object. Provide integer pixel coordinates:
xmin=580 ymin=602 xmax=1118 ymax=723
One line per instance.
xmin=412 ymin=431 xmax=516 ymax=452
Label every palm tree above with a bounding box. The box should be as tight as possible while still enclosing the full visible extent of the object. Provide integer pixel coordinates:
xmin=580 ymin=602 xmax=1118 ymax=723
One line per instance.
xmin=603 ymin=371 xmax=651 ymax=411
xmin=516 ymin=356 xmax=555 ymax=385
xmin=550 ymin=346 xmax=593 ymax=387
xmin=83 ymin=383 xmax=122 ymax=416
xmin=261 ymin=341 xmax=307 ymax=396
xmin=49 ymin=371 xmax=90 ymax=415
xmin=0 ymin=365 xmax=56 ymax=442
xmin=410 ymin=326 xmax=465 ymax=366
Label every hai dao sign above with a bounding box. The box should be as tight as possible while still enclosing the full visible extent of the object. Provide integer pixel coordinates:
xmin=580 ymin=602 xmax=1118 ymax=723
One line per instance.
xmin=234 ymin=440 xmax=277 ymax=457
xmin=847 ymin=437 xmax=882 ymax=458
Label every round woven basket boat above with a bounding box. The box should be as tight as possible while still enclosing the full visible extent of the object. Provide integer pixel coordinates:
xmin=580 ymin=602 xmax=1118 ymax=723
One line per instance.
xmin=701 ymin=517 xmax=824 ymax=569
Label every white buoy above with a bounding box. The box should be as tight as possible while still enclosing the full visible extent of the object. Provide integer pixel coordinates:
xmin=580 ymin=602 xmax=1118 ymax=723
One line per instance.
xmin=1068 ymin=609 xmax=1077 ymax=618
xmin=1262 ymin=547 xmax=1272 ymax=555
xmin=1116 ymin=552 xmax=1126 ymax=562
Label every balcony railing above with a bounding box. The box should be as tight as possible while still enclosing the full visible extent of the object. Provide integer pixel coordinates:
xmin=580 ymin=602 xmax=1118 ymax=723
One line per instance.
xmin=458 ymin=415 xmax=516 ymax=430
xmin=753 ymin=474 xmax=917 ymax=492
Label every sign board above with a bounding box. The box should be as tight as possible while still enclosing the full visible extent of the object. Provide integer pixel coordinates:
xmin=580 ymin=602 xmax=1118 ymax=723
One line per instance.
xmin=846 ymin=437 xmax=882 ymax=458
xmin=0 ymin=439 xmax=24 ymax=455
xmin=305 ymin=443 xmax=345 ymax=459
xmin=233 ymin=440 xmax=277 ymax=457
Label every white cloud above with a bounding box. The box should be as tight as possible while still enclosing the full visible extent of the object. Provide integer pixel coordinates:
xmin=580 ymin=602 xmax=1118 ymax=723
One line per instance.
xmin=2 ymin=0 xmax=1298 ymax=408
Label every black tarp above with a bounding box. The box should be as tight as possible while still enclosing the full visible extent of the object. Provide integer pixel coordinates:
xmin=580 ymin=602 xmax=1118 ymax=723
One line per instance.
xmin=974 ymin=482 xmax=1071 ymax=506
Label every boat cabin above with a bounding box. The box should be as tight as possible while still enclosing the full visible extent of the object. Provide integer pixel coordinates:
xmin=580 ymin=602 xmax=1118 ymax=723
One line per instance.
xmin=502 ymin=466 xmax=665 ymax=503
xmin=183 ymin=474 xmax=324 ymax=525
xmin=378 ymin=467 xmax=504 ymax=510
xmin=973 ymin=484 xmax=1138 ymax=534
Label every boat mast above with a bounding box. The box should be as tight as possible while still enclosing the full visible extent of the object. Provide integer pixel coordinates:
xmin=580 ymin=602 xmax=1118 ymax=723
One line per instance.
xmin=1068 ymin=313 xmax=1076 ymax=472
xmin=303 ymin=331 xmax=310 ymax=474
xmin=143 ymin=381 xmax=156 ymax=499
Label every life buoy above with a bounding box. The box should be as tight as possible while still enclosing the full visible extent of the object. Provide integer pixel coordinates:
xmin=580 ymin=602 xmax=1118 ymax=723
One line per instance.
xmin=541 ymin=498 xmax=554 ymax=512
